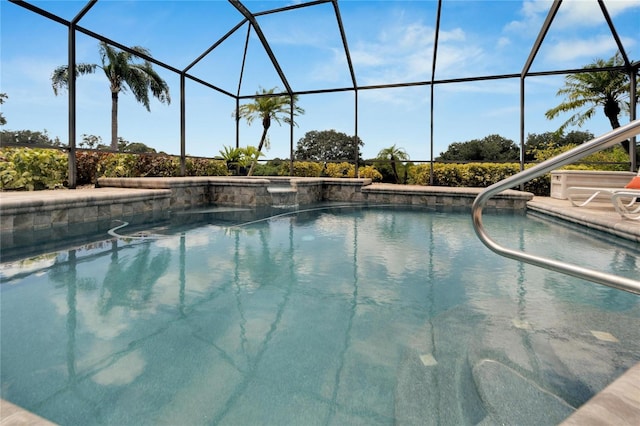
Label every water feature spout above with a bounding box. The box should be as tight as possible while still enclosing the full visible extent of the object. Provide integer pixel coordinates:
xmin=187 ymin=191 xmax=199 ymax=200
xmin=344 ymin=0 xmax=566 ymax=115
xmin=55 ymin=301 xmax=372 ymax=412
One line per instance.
xmin=267 ymin=181 xmax=298 ymax=208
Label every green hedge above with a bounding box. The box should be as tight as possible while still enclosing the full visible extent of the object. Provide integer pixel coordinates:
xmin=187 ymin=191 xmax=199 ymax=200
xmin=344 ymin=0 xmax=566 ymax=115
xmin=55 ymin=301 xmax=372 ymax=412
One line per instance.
xmin=277 ymin=161 xmax=383 ymax=181
xmin=279 ymin=161 xmax=324 ymax=177
xmin=0 ymin=147 xmax=68 ymax=190
xmin=358 ymin=165 xmax=383 ymax=181
xmin=2 ymin=147 xmax=625 ymax=196
xmin=408 ymin=163 xmax=550 ymax=195
xmin=1 ymin=148 xmax=229 ymax=190
xmin=93 ymin=153 xmax=228 ymax=180
xmin=324 ymin=162 xmax=355 ymax=178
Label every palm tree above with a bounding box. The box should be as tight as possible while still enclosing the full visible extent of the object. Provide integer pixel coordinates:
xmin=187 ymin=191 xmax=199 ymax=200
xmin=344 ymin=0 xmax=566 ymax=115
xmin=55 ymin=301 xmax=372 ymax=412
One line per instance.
xmin=377 ymin=144 xmax=410 ymax=184
xmin=235 ymin=87 xmax=304 ymax=176
xmin=52 ymin=41 xmax=171 ymax=151
xmin=545 ymin=53 xmax=639 ymax=161
xmin=218 ymin=145 xmax=262 ymax=175
xmin=219 ymin=145 xmax=244 ymax=175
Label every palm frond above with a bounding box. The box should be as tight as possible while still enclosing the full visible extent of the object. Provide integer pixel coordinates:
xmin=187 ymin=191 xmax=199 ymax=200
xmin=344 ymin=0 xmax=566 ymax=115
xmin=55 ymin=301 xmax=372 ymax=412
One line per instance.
xmin=546 ymin=53 xmax=634 ymax=134
xmin=50 ymin=63 xmax=97 ymax=95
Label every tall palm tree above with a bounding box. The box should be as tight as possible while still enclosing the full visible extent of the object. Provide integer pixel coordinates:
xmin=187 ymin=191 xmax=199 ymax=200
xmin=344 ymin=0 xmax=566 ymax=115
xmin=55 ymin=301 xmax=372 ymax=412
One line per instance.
xmin=52 ymin=41 xmax=171 ymax=151
xmin=545 ymin=53 xmax=639 ymax=161
xmin=236 ymin=87 xmax=304 ymax=176
xmin=377 ymin=144 xmax=409 ymax=184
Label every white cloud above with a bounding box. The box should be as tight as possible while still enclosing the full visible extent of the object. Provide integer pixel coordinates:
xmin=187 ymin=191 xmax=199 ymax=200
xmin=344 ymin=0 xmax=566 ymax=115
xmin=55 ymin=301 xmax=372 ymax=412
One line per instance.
xmin=439 ymin=27 xmax=466 ymax=43
xmin=507 ymin=0 xmax=640 ymax=32
xmin=555 ymin=0 xmax=640 ymax=28
xmin=434 ymin=44 xmax=485 ymax=78
xmin=544 ymin=35 xmax=632 ymax=63
xmin=497 ymin=37 xmax=511 ymax=49
xmin=308 ymin=47 xmax=353 ymax=84
xmin=504 ymin=0 xmax=550 ymax=34
xmin=351 ymin=48 xmax=385 ymax=68
xmin=351 ymin=22 xmax=435 ymax=84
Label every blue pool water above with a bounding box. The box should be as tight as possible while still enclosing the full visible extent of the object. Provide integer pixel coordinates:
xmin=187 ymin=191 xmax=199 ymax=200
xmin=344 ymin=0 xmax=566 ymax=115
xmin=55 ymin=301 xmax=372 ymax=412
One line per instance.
xmin=1 ymin=205 xmax=639 ymax=425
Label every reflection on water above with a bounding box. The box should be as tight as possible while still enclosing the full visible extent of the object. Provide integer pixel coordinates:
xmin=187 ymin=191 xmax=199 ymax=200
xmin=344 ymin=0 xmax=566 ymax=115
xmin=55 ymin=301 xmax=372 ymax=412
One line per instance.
xmin=1 ymin=206 xmax=639 ymax=425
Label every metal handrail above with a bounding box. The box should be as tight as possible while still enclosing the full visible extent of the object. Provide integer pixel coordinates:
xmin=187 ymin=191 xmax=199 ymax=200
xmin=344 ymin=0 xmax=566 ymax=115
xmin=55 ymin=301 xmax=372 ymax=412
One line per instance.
xmin=472 ymin=120 xmax=640 ymax=294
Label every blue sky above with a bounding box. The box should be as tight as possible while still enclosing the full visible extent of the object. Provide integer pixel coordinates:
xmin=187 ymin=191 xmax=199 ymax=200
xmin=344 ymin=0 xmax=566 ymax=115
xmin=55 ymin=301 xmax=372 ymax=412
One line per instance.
xmin=1 ymin=0 xmax=639 ymax=161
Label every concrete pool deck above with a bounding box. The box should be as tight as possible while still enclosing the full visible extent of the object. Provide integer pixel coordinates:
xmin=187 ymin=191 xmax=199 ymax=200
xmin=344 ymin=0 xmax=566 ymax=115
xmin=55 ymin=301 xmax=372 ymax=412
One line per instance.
xmin=0 ymin=182 xmax=638 ymax=425
xmin=527 ymin=196 xmax=640 ymax=243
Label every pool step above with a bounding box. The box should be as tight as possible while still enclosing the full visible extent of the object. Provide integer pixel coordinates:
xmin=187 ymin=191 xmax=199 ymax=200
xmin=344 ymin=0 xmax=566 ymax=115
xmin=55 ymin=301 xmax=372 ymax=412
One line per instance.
xmin=472 ymin=359 xmax=575 ymax=424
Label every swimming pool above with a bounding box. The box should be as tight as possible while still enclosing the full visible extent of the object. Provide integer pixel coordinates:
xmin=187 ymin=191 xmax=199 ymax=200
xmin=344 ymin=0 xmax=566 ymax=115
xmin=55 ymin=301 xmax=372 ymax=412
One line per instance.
xmin=1 ymin=204 xmax=639 ymax=425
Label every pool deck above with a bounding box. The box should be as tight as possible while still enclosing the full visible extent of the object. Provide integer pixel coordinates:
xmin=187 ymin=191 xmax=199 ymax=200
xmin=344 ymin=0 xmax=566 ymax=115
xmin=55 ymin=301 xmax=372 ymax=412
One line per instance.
xmin=0 ymin=185 xmax=639 ymax=425
xmin=527 ymin=195 xmax=640 ymax=243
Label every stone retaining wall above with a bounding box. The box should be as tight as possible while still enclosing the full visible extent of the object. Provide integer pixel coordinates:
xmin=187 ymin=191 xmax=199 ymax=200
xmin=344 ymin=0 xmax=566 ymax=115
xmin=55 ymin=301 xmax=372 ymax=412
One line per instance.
xmin=1 ymin=188 xmax=171 ymax=233
xmin=361 ymin=184 xmax=531 ymax=210
xmin=1 ymin=177 xmax=533 ymax=236
xmin=98 ymin=177 xmax=211 ymax=208
xmin=97 ymin=176 xmax=533 ymax=210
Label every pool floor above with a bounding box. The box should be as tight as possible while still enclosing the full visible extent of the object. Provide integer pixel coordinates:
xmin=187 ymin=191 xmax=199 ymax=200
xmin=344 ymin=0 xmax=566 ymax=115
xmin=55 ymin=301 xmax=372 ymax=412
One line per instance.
xmin=1 ymin=206 xmax=639 ymax=425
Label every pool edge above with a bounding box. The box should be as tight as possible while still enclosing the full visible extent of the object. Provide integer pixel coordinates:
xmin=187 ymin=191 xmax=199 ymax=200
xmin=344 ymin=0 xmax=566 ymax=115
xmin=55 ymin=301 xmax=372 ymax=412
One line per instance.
xmin=560 ymin=362 xmax=640 ymax=425
xmin=0 ymin=399 xmax=57 ymax=425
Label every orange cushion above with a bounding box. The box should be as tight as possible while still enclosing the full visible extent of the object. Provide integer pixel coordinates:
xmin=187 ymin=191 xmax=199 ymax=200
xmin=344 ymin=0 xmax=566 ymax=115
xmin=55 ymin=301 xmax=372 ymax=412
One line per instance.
xmin=625 ymin=176 xmax=640 ymax=189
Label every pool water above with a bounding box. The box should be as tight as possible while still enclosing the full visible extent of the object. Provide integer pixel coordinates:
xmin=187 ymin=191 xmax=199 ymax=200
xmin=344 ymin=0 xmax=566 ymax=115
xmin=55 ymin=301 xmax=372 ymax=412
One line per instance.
xmin=1 ymin=205 xmax=639 ymax=425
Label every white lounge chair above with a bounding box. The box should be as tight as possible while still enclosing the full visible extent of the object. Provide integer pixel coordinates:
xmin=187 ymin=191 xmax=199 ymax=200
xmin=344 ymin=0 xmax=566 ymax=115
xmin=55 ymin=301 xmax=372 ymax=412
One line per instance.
xmin=566 ymin=171 xmax=640 ymax=220
xmin=611 ymin=190 xmax=640 ymax=220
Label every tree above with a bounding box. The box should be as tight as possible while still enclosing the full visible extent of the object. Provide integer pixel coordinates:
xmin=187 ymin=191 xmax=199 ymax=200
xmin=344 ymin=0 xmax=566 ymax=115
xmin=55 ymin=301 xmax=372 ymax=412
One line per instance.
xmin=123 ymin=142 xmax=156 ymax=154
xmin=79 ymin=133 xmax=104 ymax=149
xmin=242 ymin=146 xmax=264 ymax=170
xmin=0 ymin=129 xmax=61 ymax=146
xmin=235 ymin=87 xmax=304 ymax=176
xmin=524 ymin=130 xmax=594 ymax=161
xmin=294 ymin=129 xmax=363 ymax=162
xmin=376 ymin=144 xmax=410 ymax=184
xmin=51 ymin=41 xmax=171 ymax=151
xmin=545 ymin=53 xmax=639 ymax=160
xmin=0 ymin=93 xmax=7 ymax=126
xmin=437 ymin=134 xmax=519 ymax=162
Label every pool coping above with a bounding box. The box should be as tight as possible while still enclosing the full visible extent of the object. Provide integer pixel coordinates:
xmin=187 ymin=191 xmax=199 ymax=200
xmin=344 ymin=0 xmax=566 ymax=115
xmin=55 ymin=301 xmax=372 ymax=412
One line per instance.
xmin=560 ymin=362 xmax=640 ymax=425
xmin=1 ymin=177 xmax=533 ymax=235
xmin=0 ymin=399 xmax=57 ymax=425
xmin=1 ymin=179 xmax=639 ymax=425
xmin=527 ymin=196 xmax=640 ymax=243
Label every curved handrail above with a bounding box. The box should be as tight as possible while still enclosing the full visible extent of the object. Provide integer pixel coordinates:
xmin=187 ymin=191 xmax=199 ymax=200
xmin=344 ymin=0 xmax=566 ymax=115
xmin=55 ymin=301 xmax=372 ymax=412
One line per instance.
xmin=472 ymin=120 xmax=640 ymax=294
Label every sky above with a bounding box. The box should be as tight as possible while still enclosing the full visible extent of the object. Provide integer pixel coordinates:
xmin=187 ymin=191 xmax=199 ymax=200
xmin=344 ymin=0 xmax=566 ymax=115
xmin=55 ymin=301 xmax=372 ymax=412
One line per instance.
xmin=1 ymin=0 xmax=639 ymax=161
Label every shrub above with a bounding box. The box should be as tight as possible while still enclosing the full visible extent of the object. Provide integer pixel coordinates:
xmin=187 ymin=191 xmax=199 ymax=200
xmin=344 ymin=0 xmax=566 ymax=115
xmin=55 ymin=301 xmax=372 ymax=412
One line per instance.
xmin=324 ymin=162 xmax=355 ymax=178
xmin=530 ymin=144 xmax=630 ymax=171
xmin=0 ymin=148 xmax=245 ymax=189
xmin=407 ymin=162 xmax=551 ymax=196
xmin=358 ymin=165 xmax=383 ymax=181
xmin=185 ymin=158 xmax=228 ymax=176
xmin=93 ymin=154 xmax=228 ymax=178
xmin=0 ymin=147 xmax=67 ymax=190
xmin=253 ymin=160 xmax=282 ymax=176
xmin=77 ymin=151 xmax=110 ymax=184
xmin=465 ymin=163 xmax=520 ymax=187
xmin=280 ymin=161 xmax=323 ymax=177
xmin=407 ymin=163 xmax=476 ymax=187
xmin=97 ymin=153 xmax=138 ymax=177
xmin=133 ymin=154 xmax=179 ymax=177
